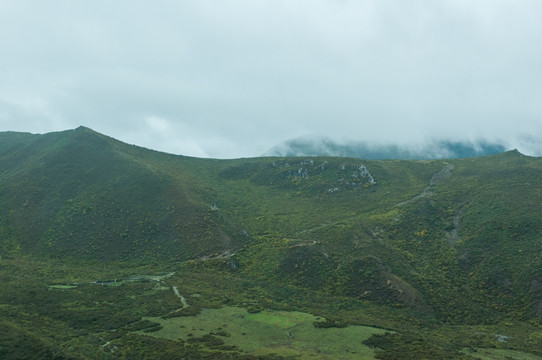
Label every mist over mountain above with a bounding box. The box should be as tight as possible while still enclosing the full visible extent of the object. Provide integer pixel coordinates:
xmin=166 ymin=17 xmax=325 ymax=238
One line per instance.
xmin=266 ymin=136 xmax=508 ymax=159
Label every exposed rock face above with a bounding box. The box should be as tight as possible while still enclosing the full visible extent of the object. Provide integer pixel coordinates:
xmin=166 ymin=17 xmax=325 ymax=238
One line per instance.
xmin=273 ymin=159 xmax=377 ymax=192
xmin=354 ymin=165 xmax=376 ymax=184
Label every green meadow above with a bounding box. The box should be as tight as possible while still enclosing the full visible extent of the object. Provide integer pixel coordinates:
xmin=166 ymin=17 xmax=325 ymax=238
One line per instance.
xmin=462 ymin=348 xmax=542 ymax=360
xmin=142 ymin=306 xmax=387 ymax=359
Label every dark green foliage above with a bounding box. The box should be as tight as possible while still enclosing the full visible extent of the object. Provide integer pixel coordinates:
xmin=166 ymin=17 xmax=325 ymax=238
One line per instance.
xmin=0 ymin=319 xmax=83 ymax=360
xmin=363 ymin=333 xmax=472 ymax=360
xmin=122 ymin=320 xmax=162 ymax=332
xmin=277 ymin=245 xmax=336 ymax=290
xmin=1 ymin=128 xmax=542 ymax=358
xmin=313 ymin=319 xmax=347 ymax=328
xmin=246 ymin=304 xmax=264 ymax=313
xmin=162 ymin=306 xmax=201 ymax=318
xmin=186 ymin=334 xmax=225 ymax=348
xmin=142 ymin=324 xmax=163 ymax=333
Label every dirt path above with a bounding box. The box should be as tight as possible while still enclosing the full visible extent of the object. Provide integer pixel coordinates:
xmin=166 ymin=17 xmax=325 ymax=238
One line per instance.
xmin=292 ymin=164 xmax=455 ymax=239
xmin=447 ymin=207 xmax=465 ymax=245
xmin=172 ymin=286 xmax=188 ymax=308
xmin=397 ymin=164 xmax=454 ymax=206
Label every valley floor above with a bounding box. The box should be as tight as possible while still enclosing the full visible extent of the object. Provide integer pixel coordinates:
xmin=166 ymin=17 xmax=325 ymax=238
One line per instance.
xmin=1 ymin=256 xmax=542 ymax=360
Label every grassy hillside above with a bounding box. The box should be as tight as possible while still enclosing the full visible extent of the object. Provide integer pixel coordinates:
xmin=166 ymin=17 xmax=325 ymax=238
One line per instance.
xmin=0 ymin=127 xmax=247 ymax=261
xmin=1 ymin=128 xmax=541 ymax=359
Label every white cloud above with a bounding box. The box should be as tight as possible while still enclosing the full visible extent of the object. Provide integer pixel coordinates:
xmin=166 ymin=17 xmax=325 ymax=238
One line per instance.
xmin=0 ymin=95 xmax=67 ymax=133
xmin=118 ymin=115 xmax=209 ymax=158
xmin=0 ymin=0 xmax=540 ymax=158
xmin=145 ymin=116 xmax=171 ymax=134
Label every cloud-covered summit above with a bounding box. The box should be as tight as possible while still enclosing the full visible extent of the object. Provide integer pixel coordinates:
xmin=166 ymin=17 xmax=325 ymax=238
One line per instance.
xmin=266 ymin=135 xmax=509 ymax=160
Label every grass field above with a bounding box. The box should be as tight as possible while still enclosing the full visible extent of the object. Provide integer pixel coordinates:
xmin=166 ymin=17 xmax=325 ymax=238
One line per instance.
xmin=142 ymin=306 xmax=388 ymax=359
xmin=462 ymin=348 xmax=542 ymax=360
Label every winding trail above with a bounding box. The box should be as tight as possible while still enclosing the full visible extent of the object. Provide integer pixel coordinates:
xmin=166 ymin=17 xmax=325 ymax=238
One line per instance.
xmin=282 ymin=164 xmax=456 ymax=242
xmin=295 ymin=222 xmax=341 ymax=236
xmin=447 ymin=207 xmax=465 ymax=245
xmin=397 ymin=164 xmax=455 ymax=207
xmin=172 ymin=286 xmax=189 ymax=308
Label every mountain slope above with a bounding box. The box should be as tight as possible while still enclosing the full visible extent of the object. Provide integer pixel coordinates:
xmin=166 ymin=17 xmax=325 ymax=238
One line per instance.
xmin=1 ymin=127 xmax=542 ymax=359
xmin=0 ymin=126 xmax=246 ymax=261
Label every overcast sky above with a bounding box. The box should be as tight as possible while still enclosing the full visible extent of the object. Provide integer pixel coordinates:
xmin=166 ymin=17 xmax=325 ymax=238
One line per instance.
xmin=1 ymin=1 xmax=541 ymax=158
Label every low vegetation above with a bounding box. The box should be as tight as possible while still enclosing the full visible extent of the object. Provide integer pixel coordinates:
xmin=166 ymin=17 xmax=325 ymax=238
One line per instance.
xmin=1 ymin=127 xmax=542 ymax=358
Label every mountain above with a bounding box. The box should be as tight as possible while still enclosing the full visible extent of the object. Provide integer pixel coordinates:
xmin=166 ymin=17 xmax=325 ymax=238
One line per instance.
xmin=1 ymin=127 xmax=542 ymax=359
xmin=0 ymin=126 xmax=246 ymax=261
xmin=266 ymin=135 xmax=507 ymax=159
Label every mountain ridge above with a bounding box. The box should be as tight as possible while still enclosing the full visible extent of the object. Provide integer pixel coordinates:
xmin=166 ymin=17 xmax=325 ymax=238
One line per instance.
xmin=0 ymin=127 xmax=246 ymax=261
xmin=1 ymin=127 xmax=541 ymax=359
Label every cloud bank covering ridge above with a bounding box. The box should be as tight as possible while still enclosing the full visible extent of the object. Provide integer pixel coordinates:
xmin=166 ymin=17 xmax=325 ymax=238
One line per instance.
xmin=265 ymin=135 xmax=511 ymax=160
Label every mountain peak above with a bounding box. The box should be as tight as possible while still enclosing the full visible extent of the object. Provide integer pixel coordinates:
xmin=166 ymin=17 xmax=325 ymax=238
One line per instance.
xmin=74 ymin=125 xmax=98 ymax=134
